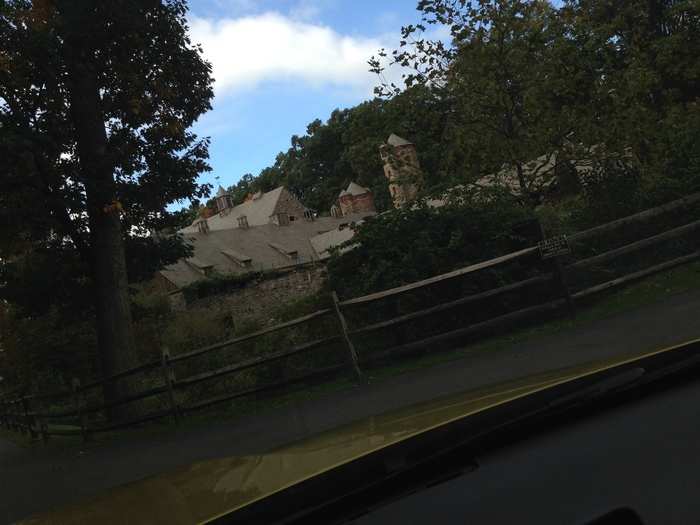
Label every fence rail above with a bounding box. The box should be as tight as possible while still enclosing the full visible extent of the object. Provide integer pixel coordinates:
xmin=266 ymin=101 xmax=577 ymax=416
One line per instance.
xmin=2 ymin=192 xmax=699 ymax=442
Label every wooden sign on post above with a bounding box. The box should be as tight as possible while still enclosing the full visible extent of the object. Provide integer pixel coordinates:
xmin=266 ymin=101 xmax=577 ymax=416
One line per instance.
xmin=538 ymin=235 xmax=571 ymax=260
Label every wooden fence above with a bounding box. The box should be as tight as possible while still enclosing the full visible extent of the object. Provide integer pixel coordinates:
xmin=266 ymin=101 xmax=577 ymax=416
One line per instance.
xmin=2 ymin=192 xmax=700 ymax=442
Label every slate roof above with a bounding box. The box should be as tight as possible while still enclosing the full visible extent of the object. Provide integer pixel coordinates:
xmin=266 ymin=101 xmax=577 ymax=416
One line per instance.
xmin=161 ymin=212 xmax=375 ymax=288
xmin=345 ymin=182 xmax=371 ymax=196
xmin=310 ymin=223 xmax=363 ymax=261
xmin=473 ymin=152 xmax=559 ymax=196
xmin=180 ymin=187 xmax=299 ymax=234
xmin=387 ymin=134 xmax=413 ymax=147
xmin=338 ymin=182 xmax=370 ymax=198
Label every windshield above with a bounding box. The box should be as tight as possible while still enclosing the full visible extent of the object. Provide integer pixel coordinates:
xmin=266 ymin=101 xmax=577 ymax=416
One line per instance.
xmin=2 ymin=1 xmax=700 ymax=524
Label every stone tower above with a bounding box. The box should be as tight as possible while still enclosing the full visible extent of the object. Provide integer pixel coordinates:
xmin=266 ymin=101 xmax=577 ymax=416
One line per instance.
xmin=338 ymin=182 xmax=376 ymax=216
xmin=379 ymin=134 xmax=423 ymax=208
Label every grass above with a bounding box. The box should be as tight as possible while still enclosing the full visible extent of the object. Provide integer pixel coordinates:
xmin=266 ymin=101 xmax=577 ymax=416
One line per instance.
xmin=366 ymin=259 xmax=700 ymax=380
xmin=8 ymin=260 xmax=700 ymax=451
xmin=0 ymin=427 xmax=35 ymax=448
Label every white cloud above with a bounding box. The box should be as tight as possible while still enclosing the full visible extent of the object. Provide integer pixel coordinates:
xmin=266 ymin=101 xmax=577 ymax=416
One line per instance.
xmin=189 ymin=12 xmax=402 ymax=97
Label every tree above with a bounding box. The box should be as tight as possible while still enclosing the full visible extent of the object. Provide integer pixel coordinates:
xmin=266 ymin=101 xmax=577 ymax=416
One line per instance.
xmin=0 ymin=0 xmax=213 ymax=408
xmin=564 ymin=0 xmax=700 ymax=196
xmin=371 ymin=0 xmax=595 ymax=206
xmin=236 ymin=88 xmax=450 ymax=214
xmin=327 ymin=190 xmax=534 ymax=298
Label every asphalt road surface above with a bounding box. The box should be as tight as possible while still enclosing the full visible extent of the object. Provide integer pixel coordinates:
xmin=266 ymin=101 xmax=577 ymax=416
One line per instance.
xmin=2 ymin=289 xmax=700 ymax=524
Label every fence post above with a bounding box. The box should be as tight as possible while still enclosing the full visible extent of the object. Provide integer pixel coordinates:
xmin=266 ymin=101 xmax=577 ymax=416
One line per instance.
xmin=1 ymin=398 xmax=8 ymax=430
xmin=552 ymin=256 xmax=575 ymax=318
xmin=160 ymin=347 xmax=180 ymax=424
xmin=7 ymin=399 xmax=14 ymax=431
xmin=537 ymin=220 xmax=575 ymax=318
xmin=40 ymin=418 xmax=49 ymax=444
xmin=72 ymin=378 xmax=90 ymax=443
xmin=21 ymin=396 xmax=37 ymax=439
xmin=10 ymin=399 xmax=19 ymax=432
xmin=331 ymin=291 xmax=364 ymax=382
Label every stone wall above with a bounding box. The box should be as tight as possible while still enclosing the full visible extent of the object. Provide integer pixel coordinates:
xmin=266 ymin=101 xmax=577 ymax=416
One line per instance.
xmin=339 ymin=191 xmax=376 ymax=216
xmin=381 ymin=143 xmax=423 ymax=208
xmin=350 ymin=192 xmax=376 ymax=214
xmin=173 ymin=265 xmax=327 ymax=326
xmin=273 ymin=188 xmax=308 ymax=220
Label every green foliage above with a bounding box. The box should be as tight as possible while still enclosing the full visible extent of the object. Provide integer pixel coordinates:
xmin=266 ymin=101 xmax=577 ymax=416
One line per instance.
xmin=328 ymin=192 xmax=535 ymax=298
xmin=161 ymin=308 xmax=232 ymax=355
xmin=125 ymin=235 xmax=193 ymax=284
xmin=0 ymin=0 xmax=213 ymax=255
xmin=181 ymin=270 xmax=268 ymax=303
xmin=222 ymin=87 xmax=449 ymax=213
xmin=0 ymin=305 xmax=98 ymax=394
xmin=5 ymin=0 xmax=700 ymax=395
xmin=0 ymin=0 xmax=214 ymax=389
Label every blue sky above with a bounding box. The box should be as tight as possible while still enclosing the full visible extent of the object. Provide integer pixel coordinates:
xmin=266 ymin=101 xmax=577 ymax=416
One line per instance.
xmin=185 ymin=0 xmax=424 ymax=200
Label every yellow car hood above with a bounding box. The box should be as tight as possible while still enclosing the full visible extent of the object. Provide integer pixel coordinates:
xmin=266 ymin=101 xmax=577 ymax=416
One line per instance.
xmin=18 ymin=341 xmax=694 ymax=525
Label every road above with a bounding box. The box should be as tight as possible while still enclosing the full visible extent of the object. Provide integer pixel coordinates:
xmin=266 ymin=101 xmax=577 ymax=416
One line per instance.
xmin=2 ymin=288 xmax=700 ymax=524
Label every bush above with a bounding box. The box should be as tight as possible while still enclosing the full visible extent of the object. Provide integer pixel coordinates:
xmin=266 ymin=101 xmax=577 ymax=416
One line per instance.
xmin=327 ymin=191 xmax=536 ymax=299
xmin=181 ymin=271 xmax=261 ymax=303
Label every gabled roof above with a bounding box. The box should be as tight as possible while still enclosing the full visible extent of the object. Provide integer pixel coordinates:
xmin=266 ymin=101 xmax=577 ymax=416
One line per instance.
xmin=180 ymin=187 xmax=302 ymax=234
xmin=216 ymin=186 xmax=229 ymax=197
xmin=309 ymin=216 xmax=371 ymax=260
xmin=161 ymin=212 xmax=375 ymax=288
xmin=387 ymin=134 xmax=413 ymax=147
xmin=187 ymin=257 xmax=213 ymax=270
xmin=339 ymin=182 xmax=371 ymax=198
xmin=345 ymin=182 xmax=370 ymax=196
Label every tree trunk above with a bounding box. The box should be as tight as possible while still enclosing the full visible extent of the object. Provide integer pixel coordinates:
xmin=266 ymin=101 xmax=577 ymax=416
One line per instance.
xmin=514 ymin=162 xmax=536 ymax=209
xmin=65 ymin=51 xmax=137 ymax=420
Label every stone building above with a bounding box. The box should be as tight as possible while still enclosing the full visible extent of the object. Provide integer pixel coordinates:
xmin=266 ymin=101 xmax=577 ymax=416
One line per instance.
xmin=337 ymin=182 xmax=376 ymax=216
xmin=380 ymin=134 xmax=423 ymax=208
xmin=214 ymin=186 xmax=234 ymax=213
xmin=180 ymin=186 xmax=308 ymax=234
xmin=158 ymin=185 xmax=375 ymax=293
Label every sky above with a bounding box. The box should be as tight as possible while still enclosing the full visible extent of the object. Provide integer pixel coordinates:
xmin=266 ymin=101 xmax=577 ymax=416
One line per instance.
xmin=185 ymin=0 xmax=425 ymax=199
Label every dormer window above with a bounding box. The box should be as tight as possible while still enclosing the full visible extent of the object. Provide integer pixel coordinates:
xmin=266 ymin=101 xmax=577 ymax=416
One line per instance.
xmin=269 ymin=242 xmax=298 ymax=260
xmin=237 ymin=215 xmax=249 ymax=229
xmin=186 ymin=257 xmax=214 ymax=276
xmin=222 ymin=248 xmax=252 ymax=268
xmin=275 ymin=212 xmax=290 ymax=226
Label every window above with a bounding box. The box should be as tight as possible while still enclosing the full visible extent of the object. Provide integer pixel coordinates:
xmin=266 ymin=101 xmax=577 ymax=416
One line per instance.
xmin=237 ymin=215 xmax=249 ymax=229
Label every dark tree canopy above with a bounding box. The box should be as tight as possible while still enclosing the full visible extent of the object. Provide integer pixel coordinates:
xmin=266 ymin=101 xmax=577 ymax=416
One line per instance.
xmin=0 ymin=0 xmax=214 ymax=397
xmin=1 ymin=0 xmax=212 ymax=255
